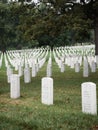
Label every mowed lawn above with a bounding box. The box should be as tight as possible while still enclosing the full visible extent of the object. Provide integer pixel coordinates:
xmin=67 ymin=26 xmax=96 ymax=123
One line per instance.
xmin=0 ymin=56 xmax=98 ymax=130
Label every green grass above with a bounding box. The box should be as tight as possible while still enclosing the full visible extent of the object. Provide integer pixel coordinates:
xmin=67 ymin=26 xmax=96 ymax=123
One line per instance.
xmin=0 ymin=55 xmax=98 ymax=130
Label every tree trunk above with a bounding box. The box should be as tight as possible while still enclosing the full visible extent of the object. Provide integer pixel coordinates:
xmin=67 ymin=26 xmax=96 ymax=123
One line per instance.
xmin=95 ymin=17 xmax=98 ymax=55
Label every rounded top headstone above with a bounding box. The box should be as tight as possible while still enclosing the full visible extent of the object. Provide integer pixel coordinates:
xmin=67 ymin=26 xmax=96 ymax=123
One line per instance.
xmin=81 ymin=82 xmax=96 ymax=87
xmin=42 ymin=77 xmax=53 ymax=81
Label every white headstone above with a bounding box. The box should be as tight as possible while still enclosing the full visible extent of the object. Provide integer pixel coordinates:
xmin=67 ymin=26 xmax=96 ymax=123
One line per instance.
xmin=36 ymin=63 xmax=39 ymax=72
xmin=24 ymin=67 xmax=31 ymax=83
xmin=41 ymin=77 xmax=53 ymax=105
xmin=70 ymin=57 xmax=74 ymax=68
xmin=61 ymin=61 xmax=65 ymax=72
xmin=46 ymin=64 xmax=52 ymax=77
xmin=10 ymin=74 xmax=20 ymax=99
xmin=81 ymin=82 xmax=97 ymax=115
xmin=83 ymin=57 xmax=89 ymax=77
xmin=18 ymin=65 xmax=23 ymax=77
xmin=95 ymin=55 xmax=98 ymax=67
xmin=91 ymin=61 xmax=96 ymax=73
xmin=32 ymin=63 xmax=37 ymax=77
xmin=7 ymin=68 xmax=13 ymax=83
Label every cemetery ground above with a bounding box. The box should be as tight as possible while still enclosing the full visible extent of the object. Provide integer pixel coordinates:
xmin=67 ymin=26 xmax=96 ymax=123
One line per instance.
xmin=0 ymin=55 xmax=98 ymax=130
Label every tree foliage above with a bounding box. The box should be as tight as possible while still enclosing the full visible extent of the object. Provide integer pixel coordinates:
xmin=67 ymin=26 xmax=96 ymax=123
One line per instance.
xmin=0 ymin=0 xmax=97 ymax=52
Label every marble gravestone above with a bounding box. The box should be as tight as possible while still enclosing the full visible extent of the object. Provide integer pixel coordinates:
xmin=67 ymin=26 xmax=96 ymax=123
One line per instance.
xmin=60 ymin=60 xmax=65 ymax=72
xmin=83 ymin=57 xmax=89 ymax=77
xmin=32 ymin=63 xmax=37 ymax=77
xmin=18 ymin=65 xmax=23 ymax=77
xmin=7 ymin=67 xmax=13 ymax=83
xmin=46 ymin=64 xmax=52 ymax=77
xmin=10 ymin=74 xmax=20 ymax=99
xmin=91 ymin=61 xmax=96 ymax=73
xmin=81 ymin=82 xmax=97 ymax=115
xmin=75 ymin=62 xmax=80 ymax=73
xmin=95 ymin=55 xmax=98 ymax=67
xmin=41 ymin=77 xmax=53 ymax=105
xmin=24 ymin=67 xmax=31 ymax=83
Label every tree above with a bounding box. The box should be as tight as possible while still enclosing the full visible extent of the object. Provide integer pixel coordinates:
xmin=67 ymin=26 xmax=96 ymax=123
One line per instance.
xmin=0 ymin=3 xmax=29 ymax=52
xmin=18 ymin=1 xmax=74 ymax=48
xmin=0 ymin=3 xmax=9 ymax=52
xmin=84 ymin=0 xmax=98 ymax=55
xmin=43 ymin=0 xmax=98 ymax=54
xmin=0 ymin=0 xmax=7 ymax=3
xmin=0 ymin=0 xmax=94 ymax=50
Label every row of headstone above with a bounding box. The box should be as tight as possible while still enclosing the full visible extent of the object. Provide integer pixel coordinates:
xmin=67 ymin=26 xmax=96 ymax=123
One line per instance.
xmin=6 ymin=48 xmax=48 ymax=72
xmin=83 ymin=56 xmax=97 ymax=77
xmin=53 ymin=49 xmax=81 ymax=72
xmin=10 ymin=75 xmax=53 ymax=105
xmin=54 ymin=45 xmax=95 ymax=58
xmin=7 ymin=65 xmax=31 ymax=84
xmin=42 ymin=80 xmax=97 ymax=115
xmin=5 ymin=49 xmax=49 ymax=84
xmin=9 ymin=74 xmax=97 ymax=115
xmin=55 ymin=45 xmax=95 ymax=57
xmin=53 ymin=46 xmax=97 ymax=77
xmin=7 ymin=50 xmax=28 ymax=68
xmin=2 ymin=45 xmax=95 ymax=70
xmin=5 ymin=48 xmax=47 ymax=67
xmin=2 ymin=45 xmax=97 ymax=79
xmin=87 ymin=56 xmax=97 ymax=72
xmin=3 ymin=45 xmax=95 ymax=70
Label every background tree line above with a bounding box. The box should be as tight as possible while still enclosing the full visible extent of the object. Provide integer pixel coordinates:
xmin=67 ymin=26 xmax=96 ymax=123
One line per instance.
xmin=0 ymin=0 xmax=97 ymax=52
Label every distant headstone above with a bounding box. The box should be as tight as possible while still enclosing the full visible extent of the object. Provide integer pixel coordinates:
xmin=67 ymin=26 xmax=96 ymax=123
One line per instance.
xmin=36 ymin=63 xmax=39 ymax=72
xmin=7 ymin=68 xmax=13 ymax=83
xmin=95 ymin=55 xmax=98 ymax=67
xmin=41 ymin=77 xmax=53 ymax=105
xmin=18 ymin=65 xmax=23 ymax=77
xmin=70 ymin=57 xmax=74 ymax=68
xmin=91 ymin=61 xmax=96 ymax=73
xmin=61 ymin=61 xmax=65 ymax=72
xmin=83 ymin=57 xmax=89 ymax=77
xmin=32 ymin=63 xmax=36 ymax=77
xmin=10 ymin=74 xmax=20 ymax=99
xmin=46 ymin=64 xmax=52 ymax=77
xmin=81 ymin=82 xmax=97 ymax=115
xmin=24 ymin=67 xmax=31 ymax=83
